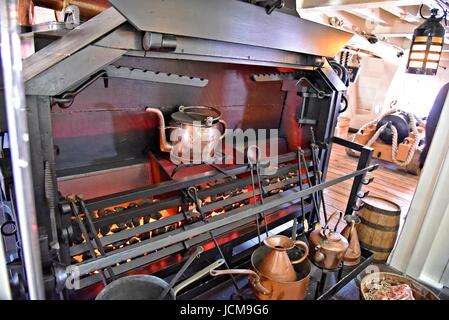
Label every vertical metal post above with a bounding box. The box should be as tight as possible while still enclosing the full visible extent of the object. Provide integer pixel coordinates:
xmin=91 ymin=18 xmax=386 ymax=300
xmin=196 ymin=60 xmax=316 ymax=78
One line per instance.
xmin=345 ymin=146 xmax=373 ymax=216
xmin=0 ymin=231 xmax=12 ymax=300
xmin=0 ymin=0 xmax=45 ymax=299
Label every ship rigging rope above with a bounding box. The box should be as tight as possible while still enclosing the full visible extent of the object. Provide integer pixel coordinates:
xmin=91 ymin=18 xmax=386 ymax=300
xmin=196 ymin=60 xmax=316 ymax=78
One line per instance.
xmin=352 ymin=109 xmax=424 ymax=167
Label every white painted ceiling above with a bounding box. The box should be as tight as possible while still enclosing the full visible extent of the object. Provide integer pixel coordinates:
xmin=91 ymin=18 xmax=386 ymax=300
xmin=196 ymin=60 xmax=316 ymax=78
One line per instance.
xmin=297 ymin=0 xmax=449 ymax=54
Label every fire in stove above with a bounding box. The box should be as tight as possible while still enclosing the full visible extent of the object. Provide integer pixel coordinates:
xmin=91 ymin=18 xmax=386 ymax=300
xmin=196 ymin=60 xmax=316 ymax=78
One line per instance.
xmin=66 ymin=163 xmax=312 ymax=285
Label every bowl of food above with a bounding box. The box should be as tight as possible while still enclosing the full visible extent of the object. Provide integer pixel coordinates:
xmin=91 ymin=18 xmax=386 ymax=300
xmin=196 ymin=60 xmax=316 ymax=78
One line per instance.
xmin=360 ymin=272 xmax=440 ymax=300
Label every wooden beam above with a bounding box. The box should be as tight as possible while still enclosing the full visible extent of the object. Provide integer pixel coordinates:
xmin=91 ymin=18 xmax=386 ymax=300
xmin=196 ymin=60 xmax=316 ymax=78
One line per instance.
xmin=381 ymin=6 xmax=421 ymax=23
xmin=344 ymin=8 xmax=387 ymax=24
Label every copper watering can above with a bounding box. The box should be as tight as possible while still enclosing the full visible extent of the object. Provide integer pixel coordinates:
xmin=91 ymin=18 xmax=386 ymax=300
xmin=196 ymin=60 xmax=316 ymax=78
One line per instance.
xmin=308 ymin=210 xmax=349 ymax=269
xmin=258 ymin=235 xmax=309 ymax=282
xmin=210 ymin=236 xmax=311 ymax=300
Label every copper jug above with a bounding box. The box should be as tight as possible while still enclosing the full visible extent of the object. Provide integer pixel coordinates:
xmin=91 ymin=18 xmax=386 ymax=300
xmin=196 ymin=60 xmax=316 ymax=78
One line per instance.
xmin=341 ymin=214 xmax=361 ymax=266
xmin=308 ymin=211 xmax=349 ymax=270
xmin=258 ymin=235 xmax=309 ymax=282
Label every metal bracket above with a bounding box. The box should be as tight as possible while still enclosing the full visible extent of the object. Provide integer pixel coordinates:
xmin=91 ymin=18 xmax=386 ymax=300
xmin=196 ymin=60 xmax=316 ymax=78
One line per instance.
xmin=51 ymin=70 xmax=108 ymax=109
xmin=251 ymin=72 xmax=301 ymax=82
xmin=51 ymin=65 xmax=209 ymax=109
xmin=105 ymin=65 xmax=209 ymax=87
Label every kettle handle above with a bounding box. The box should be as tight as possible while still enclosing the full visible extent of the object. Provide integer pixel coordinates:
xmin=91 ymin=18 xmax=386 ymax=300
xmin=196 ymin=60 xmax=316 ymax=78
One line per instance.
xmin=210 ymin=269 xmax=271 ymax=295
xmin=218 ymin=119 xmax=228 ymax=140
xmin=291 ymin=240 xmax=309 ymax=265
xmin=323 ymin=210 xmax=344 ymax=233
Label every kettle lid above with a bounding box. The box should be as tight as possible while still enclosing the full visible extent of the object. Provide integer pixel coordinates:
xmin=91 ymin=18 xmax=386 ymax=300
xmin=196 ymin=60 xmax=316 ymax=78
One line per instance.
xmin=171 ymin=106 xmax=221 ymax=126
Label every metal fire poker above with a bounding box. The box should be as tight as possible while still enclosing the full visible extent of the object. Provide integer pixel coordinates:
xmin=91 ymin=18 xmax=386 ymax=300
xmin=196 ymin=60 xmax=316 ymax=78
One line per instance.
xmin=247 ymin=146 xmax=269 ymax=246
xmin=298 ymin=148 xmax=321 ymax=225
xmin=309 ymin=127 xmax=329 ymax=225
xmin=293 ymin=147 xmax=308 ymax=240
xmin=186 ymin=186 xmax=240 ymax=292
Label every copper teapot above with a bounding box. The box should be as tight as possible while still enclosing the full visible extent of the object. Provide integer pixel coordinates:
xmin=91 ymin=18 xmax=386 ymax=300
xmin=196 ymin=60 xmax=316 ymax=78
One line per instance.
xmin=308 ymin=211 xmax=349 ymax=270
xmin=146 ymin=106 xmax=227 ymax=164
xmin=258 ymin=235 xmax=309 ymax=282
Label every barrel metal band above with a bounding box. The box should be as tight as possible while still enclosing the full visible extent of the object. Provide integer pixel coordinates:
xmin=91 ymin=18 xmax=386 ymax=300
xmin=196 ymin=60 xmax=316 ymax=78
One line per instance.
xmin=359 ymin=216 xmax=399 ymax=232
xmin=360 ymin=202 xmax=401 ymax=216
xmin=359 ymin=240 xmax=393 ymax=253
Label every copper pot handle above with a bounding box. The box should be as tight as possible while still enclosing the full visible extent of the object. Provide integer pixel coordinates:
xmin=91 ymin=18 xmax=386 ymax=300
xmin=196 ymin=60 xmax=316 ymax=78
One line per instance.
xmin=291 ymin=240 xmax=309 ymax=264
xmin=323 ymin=210 xmax=344 ymax=233
xmin=210 ymin=269 xmax=271 ymax=295
xmin=218 ymin=119 xmax=227 ymax=140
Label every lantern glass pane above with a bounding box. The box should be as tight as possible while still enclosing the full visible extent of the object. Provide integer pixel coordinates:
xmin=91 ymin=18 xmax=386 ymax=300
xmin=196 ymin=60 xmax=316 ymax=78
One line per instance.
xmin=425 ymin=62 xmax=438 ymax=69
xmin=410 ymin=52 xmax=426 ymax=60
xmin=414 ymin=36 xmax=429 ymax=43
xmin=427 ymin=53 xmax=441 ymax=61
xmin=412 ymin=44 xmax=427 ymax=51
xmin=409 ymin=61 xmax=423 ymax=68
xmin=432 ymin=37 xmax=443 ymax=44
xmin=429 ymin=45 xmax=442 ymax=52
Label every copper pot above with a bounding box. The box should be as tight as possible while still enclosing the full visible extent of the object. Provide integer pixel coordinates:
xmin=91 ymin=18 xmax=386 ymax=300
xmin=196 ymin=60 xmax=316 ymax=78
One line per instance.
xmin=210 ymin=243 xmax=311 ymax=300
xmin=308 ymin=211 xmax=349 ymax=269
xmin=146 ymin=106 xmax=227 ymax=164
xmin=258 ymin=235 xmax=308 ymax=282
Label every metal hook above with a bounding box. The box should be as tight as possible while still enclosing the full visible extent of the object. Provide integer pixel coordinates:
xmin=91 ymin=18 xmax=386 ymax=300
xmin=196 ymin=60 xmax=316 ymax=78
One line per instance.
xmin=187 ymin=186 xmax=202 ymax=214
xmin=362 ymin=177 xmax=375 ymax=185
xmin=296 ymin=77 xmax=331 ymax=99
xmin=247 ymin=145 xmax=261 ymax=166
xmin=357 ymin=190 xmax=370 ymax=199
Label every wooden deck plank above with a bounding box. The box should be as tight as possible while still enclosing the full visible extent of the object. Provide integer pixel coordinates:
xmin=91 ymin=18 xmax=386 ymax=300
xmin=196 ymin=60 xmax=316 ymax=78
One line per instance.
xmin=321 ymin=144 xmax=418 ymax=230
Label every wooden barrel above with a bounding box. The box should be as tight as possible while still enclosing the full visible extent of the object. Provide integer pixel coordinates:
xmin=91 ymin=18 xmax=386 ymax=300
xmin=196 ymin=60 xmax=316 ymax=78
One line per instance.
xmin=356 ymin=196 xmax=401 ymax=262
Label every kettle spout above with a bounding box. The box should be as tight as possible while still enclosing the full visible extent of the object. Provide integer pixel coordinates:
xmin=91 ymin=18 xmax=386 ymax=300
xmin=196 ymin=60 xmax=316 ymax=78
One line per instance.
xmin=145 ymin=107 xmax=173 ymax=152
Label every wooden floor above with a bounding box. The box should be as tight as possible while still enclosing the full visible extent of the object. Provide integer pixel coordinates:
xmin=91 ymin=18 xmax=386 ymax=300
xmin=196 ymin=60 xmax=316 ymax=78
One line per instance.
xmin=323 ymin=144 xmax=419 ymax=230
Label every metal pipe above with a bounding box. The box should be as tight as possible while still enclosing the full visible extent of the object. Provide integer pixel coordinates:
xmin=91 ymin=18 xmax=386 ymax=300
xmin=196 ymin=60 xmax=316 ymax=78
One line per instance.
xmin=0 ymin=0 xmax=45 ymax=299
xmin=0 ymin=229 xmax=12 ymax=299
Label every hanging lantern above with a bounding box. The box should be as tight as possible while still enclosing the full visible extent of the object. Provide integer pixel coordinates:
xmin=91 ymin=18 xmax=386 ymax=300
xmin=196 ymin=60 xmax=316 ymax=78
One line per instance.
xmin=406 ymin=8 xmax=446 ymax=76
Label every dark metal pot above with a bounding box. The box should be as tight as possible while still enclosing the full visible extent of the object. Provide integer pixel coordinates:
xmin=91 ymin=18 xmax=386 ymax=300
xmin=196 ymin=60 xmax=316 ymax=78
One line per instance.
xmin=96 ymin=259 xmax=224 ymax=300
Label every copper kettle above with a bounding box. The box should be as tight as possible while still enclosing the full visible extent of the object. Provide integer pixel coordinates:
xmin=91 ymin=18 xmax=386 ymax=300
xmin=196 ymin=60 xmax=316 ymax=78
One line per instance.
xmin=308 ymin=211 xmax=349 ymax=270
xmin=145 ymin=106 xmax=227 ymax=164
xmin=258 ymin=235 xmax=309 ymax=282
